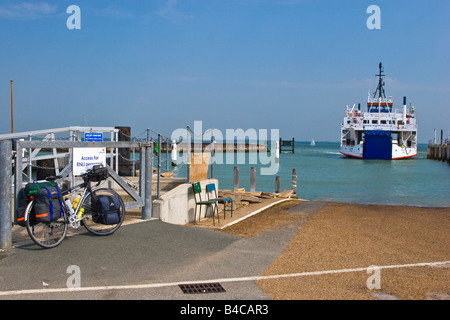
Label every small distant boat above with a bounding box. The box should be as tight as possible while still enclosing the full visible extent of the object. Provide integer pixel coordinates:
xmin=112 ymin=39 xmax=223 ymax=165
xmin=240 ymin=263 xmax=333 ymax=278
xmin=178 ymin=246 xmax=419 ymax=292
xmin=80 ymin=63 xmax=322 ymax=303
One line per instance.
xmin=310 ymin=139 xmax=316 ymax=146
xmin=340 ymin=62 xmax=418 ymax=160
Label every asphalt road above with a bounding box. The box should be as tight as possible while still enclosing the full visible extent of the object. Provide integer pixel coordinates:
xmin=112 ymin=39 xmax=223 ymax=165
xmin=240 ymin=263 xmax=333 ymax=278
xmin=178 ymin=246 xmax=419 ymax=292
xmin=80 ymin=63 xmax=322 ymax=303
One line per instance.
xmin=0 ymin=218 xmax=298 ymax=300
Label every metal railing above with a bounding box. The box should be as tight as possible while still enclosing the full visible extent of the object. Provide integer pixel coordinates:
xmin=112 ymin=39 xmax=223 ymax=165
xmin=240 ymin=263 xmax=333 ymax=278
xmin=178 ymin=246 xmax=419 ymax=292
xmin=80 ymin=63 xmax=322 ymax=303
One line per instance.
xmin=0 ymin=126 xmax=120 ymax=183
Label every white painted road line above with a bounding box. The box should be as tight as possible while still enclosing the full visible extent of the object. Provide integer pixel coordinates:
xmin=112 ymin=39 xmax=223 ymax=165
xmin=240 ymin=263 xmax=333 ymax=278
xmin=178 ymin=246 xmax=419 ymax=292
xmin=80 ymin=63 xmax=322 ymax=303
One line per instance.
xmin=220 ymin=198 xmax=291 ymax=229
xmin=1 ymin=261 xmax=448 ymax=296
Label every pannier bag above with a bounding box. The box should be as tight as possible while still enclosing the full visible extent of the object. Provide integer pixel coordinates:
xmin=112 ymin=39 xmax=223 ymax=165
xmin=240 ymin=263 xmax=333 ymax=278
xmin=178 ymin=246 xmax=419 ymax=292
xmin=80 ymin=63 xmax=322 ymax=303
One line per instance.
xmin=25 ymin=181 xmax=57 ymax=197
xmin=15 ymin=181 xmax=57 ymax=227
xmin=34 ymin=186 xmax=65 ymax=223
xmin=89 ymin=165 xmax=108 ymax=182
xmin=16 ymin=189 xmax=32 ymax=227
xmin=93 ymin=195 xmax=121 ymax=225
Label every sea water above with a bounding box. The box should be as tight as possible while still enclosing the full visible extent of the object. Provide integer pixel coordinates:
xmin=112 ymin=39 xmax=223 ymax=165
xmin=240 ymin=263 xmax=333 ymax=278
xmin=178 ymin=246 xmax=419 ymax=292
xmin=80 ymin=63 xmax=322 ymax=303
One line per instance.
xmin=173 ymin=142 xmax=449 ymax=207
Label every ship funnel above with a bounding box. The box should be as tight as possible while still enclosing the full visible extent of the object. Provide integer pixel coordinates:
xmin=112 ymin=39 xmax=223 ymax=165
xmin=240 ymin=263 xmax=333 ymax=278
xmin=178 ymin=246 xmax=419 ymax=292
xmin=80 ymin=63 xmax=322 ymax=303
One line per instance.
xmin=403 ymin=96 xmax=407 ymax=125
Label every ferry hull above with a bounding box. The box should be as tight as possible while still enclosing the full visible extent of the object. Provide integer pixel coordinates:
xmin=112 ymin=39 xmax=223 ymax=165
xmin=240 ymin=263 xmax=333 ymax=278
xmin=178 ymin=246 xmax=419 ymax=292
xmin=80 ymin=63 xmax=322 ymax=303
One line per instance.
xmin=340 ymin=141 xmax=417 ymax=160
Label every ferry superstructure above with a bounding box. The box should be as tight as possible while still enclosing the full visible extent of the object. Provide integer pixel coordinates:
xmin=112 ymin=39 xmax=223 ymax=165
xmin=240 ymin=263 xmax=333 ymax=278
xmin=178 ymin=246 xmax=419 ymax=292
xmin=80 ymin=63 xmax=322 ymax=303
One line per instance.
xmin=340 ymin=63 xmax=418 ymax=160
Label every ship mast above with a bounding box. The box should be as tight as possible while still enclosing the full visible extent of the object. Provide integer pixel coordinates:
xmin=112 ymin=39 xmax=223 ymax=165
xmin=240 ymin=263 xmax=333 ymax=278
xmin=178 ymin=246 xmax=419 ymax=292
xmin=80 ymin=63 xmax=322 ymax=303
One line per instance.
xmin=373 ymin=62 xmax=386 ymax=99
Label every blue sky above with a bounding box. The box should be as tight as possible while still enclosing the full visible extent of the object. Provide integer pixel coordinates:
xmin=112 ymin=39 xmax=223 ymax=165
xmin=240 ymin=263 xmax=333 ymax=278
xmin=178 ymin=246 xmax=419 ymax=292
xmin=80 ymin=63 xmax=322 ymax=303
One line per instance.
xmin=0 ymin=0 xmax=448 ymax=142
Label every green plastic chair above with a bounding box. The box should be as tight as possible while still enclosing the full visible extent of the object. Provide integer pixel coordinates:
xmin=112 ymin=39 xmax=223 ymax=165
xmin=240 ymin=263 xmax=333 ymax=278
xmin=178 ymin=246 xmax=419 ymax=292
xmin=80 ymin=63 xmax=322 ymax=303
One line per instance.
xmin=192 ymin=182 xmax=219 ymax=225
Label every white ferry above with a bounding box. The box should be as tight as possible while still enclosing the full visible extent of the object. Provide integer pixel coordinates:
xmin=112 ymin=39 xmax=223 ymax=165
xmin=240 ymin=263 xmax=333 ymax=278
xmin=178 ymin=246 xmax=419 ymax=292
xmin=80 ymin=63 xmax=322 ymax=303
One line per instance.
xmin=340 ymin=63 xmax=418 ymax=160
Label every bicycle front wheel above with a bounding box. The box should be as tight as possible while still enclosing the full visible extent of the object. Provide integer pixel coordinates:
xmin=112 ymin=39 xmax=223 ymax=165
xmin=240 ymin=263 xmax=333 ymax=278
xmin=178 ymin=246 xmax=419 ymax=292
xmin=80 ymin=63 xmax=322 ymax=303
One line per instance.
xmin=25 ymin=200 xmax=68 ymax=249
xmin=80 ymin=188 xmax=125 ymax=236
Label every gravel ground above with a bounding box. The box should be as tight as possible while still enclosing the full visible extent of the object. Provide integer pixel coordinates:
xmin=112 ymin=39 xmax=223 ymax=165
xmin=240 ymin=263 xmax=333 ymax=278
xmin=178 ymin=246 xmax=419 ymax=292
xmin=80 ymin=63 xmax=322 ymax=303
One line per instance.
xmin=222 ymin=201 xmax=450 ymax=300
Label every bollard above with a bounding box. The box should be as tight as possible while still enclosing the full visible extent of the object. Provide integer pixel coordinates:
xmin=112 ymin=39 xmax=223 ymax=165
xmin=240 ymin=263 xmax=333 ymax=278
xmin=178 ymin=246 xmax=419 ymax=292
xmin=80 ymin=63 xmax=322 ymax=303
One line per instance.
xmin=141 ymin=144 xmax=153 ymax=220
xmin=233 ymin=166 xmax=239 ymax=192
xmin=250 ymin=167 xmax=256 ymax=193
xmin=275 ymin=176 xmax=280 ymax=194
xmin=0 ymin=140 xmax=12 ymax=250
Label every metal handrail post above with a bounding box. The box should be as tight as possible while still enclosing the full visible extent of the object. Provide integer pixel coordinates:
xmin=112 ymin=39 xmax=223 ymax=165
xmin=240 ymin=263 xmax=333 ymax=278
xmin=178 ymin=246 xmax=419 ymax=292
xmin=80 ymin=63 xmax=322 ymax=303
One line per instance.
xmin=186 ymin=126 xmax=191 ymax=183
xmin=166 ymin=137 xmax=169 ymax=172
xmin=0 ymin=140 xmax=12 ymax=250
xmin=142 ymin=144 xmax=153 ymax=220
xmin=157 ymin=134 xmax=161 ymax=200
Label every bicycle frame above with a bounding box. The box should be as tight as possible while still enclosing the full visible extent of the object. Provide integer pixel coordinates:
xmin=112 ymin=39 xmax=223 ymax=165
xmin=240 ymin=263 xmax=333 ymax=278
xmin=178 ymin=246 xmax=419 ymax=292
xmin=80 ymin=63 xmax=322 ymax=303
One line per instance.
xmin=61 ymin=176 xmax=95 ymax=229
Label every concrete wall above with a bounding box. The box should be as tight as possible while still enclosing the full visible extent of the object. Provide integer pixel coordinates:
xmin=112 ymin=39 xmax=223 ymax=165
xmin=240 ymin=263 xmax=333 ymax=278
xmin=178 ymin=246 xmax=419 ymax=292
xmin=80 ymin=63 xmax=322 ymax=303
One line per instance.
xmin=152 ymin=179 xmax=218 ymax=225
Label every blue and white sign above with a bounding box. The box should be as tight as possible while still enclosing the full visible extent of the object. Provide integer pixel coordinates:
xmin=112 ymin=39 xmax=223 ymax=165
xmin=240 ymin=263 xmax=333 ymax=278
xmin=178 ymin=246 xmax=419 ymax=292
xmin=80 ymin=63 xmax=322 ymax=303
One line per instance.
xmin=84 ymin=133 xmax=103 ymax=142
xmin=73 ymin=148 xmax=107 ymax=175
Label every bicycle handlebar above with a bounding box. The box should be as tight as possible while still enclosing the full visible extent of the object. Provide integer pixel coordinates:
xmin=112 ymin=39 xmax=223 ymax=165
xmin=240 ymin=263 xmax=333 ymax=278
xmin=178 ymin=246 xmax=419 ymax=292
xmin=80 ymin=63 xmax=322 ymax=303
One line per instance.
xmin=44 ymin=166 xmax=108 ymax=185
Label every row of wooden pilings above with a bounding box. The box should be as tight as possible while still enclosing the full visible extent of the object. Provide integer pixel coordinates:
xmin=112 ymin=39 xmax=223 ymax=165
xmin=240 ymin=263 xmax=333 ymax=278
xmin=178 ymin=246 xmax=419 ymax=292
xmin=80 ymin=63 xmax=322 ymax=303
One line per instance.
xmin=232 ymin=166 xmax=297 ymax=194
xmin=427 ymin=143 xmax=450 ymax=165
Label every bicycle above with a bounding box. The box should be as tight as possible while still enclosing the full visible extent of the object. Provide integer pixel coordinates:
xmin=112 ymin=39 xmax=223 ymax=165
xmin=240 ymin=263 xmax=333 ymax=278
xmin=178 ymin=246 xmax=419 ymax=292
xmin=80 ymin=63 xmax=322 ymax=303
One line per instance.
xmin=23 ymin=165 xmax=125 ymax=249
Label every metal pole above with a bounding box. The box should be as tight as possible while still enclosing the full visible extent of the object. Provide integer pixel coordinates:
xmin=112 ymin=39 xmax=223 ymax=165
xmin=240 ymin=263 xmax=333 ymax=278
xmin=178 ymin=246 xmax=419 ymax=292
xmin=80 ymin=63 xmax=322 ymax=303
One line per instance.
xmin=157 ymin=134 xmax=161 ymax=200
xmin=14 ymin=141 xmax=23 ymax=220
xmin=0 ymin=140 xmax=12 ymax=250
xmin=142 ymin=144 xmax=153 ymax=220
xmin=10 ymin=80 xmax=14 ymax=134
xmin=139 ymin=145 xmax=146 ymax=198
xmin=28 ymin=135 xmax=32 ymax=182
xmin=115 ymin=130 xmax=119 ymax=173
xmin=186 ymin=126 xmax=191 ymax=183
xmin=166 ymin=138 xmax=169 ymax=172
xmin=132 ymin=137 xmax=136 ymax=177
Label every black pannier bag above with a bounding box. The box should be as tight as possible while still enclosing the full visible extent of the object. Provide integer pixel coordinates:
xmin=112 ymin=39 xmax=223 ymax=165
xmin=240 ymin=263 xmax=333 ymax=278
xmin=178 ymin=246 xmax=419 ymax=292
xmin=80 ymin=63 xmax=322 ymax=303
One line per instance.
xmin=16 ymin=189 xmax=32 ymax=227
xmin=89 ymin=165 xmax=108 ymax=182
xmin=93 ymin=195 xmax=121 ymax=225
xmin=15 ymin=181 xmax=57 ymax=227
xmin=34 ymin=186 xmax=65 ymax=223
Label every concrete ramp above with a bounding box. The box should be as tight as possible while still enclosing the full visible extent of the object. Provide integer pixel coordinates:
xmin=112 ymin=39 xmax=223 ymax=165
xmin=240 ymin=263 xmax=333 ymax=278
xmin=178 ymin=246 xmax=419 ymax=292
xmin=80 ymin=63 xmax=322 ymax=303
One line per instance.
xmin=287 ymin=200 xmax=328 ymax=216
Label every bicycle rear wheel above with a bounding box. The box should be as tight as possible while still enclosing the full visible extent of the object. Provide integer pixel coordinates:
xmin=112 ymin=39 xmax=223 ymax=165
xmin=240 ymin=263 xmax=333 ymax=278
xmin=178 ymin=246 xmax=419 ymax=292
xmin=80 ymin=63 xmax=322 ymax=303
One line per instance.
xmin=80 ymin=188 xmax=125 ymax=236
xmin=25 ymin=200 xmax=68 ymax=249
